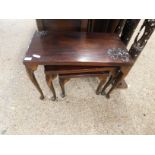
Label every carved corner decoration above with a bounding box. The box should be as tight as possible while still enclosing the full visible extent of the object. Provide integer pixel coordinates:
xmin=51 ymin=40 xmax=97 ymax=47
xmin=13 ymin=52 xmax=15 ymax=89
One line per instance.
xmin=129 ymin=19 xmax=155 ymax=61
xmin=107 ymin=48 xmax=130 ymax=62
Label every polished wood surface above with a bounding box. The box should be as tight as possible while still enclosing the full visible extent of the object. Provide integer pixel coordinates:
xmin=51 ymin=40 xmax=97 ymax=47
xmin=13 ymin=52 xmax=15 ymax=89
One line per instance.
xmin=36 ymin=19 xmax=141 ymax=47
xmin=24 ymin=31 xmax=133 ymax=67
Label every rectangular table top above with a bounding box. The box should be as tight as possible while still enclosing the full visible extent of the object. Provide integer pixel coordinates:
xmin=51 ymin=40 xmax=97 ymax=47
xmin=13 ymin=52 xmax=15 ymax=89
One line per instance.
xmin=23 ymin=31 xmax=133 ymax=66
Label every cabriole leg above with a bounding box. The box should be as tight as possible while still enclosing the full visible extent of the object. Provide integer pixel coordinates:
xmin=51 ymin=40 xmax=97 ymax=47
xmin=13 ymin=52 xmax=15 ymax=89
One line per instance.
xmin=45 ymin=74 xmax=57 ymax=101
xmin=25 ymin=65 xmax=44 ymax=100
xmin=96 ymin=77 xmax=107 ymax=95
xmin=101 ymin=76 xmax=113 ymax=96
xmin=59 ymin=77 xmax=70 ymax=98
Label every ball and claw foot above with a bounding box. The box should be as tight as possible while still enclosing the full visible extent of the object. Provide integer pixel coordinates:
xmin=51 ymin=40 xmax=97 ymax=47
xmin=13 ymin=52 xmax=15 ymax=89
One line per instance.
xmin=60 ymin=93 xmax=65 ymax=98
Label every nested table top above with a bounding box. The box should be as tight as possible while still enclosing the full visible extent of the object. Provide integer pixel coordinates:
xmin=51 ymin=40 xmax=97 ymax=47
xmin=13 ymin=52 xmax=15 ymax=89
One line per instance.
xmin=23 ymin=31 xmax=133 ymax=66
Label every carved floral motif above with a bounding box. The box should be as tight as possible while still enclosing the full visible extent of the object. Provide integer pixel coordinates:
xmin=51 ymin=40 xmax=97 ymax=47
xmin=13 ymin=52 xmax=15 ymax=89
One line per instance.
xmin=107 ymin=48 xmax=129 ymax=62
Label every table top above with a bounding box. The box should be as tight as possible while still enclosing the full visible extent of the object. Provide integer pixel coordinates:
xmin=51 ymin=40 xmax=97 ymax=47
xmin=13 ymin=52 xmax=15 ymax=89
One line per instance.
xmin=23 ymin=31 xmax=133 ymax=66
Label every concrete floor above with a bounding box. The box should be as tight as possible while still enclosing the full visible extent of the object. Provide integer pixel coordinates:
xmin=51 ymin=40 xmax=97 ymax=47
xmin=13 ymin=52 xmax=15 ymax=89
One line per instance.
xmin=0 ymin=19 xmax=155 ymax=134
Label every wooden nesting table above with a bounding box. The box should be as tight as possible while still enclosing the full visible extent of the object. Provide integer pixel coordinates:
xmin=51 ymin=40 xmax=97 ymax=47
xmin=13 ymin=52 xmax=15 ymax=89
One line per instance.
xmin=23 ymin=31 xmax=133 ymax=100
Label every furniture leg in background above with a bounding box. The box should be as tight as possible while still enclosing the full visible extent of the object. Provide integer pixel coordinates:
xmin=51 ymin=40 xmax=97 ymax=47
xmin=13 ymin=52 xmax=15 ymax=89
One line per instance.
xmin=58 ymin=72 xmax=110 ymax=98
xmin=101 ymin=69 xmax=123 ymax=98
xmin=45 ymin=74 xmax=57 ymax=101
xmin=96 ymin=76 xmax=108 ymax=95
xmin=59 ymin=77 xmax=70 ymax=98
xmin=105 ymin=70 xmax=123 ymax=98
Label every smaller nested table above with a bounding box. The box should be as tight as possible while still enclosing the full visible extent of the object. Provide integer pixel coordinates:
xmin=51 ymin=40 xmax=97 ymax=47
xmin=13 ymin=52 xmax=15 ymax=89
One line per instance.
xmin=44 ymin=65 xmax=118 ymax=100
xmin=23 ymin=31 xmax=133 ymax=99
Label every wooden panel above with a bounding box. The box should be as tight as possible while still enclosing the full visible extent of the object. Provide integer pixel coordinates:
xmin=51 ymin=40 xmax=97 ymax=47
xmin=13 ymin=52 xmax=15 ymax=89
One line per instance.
xmin=36 ymin=19 xmax=88 ymax=32
xmin=43 ymin=19 xmax=81 ymax=31
xmin=36 ymin=19 xmax=45 ymax=31
xmin=45 ymin=65 xmax=118 ymax=74
xmin=107 ymin=20 xmax=120 ymax=32
xmin=92 ymin=19 xmax=121 ymax=32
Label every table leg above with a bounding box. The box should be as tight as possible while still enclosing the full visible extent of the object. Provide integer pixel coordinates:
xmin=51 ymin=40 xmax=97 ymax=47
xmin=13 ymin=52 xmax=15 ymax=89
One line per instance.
xmin=25 ymin=65 xmax=44 ymax=100
xmin=116 ymin=66 xmax=130 ymax=89
xmin=96 ymin=77 xmax=107 ymax=95
xmin=101 ymin=75 xmax=113 ymax=95
xmin=105 ymin=71 xmax=123 ymax=98
xmin=45 ymin=74 xmax=57 ymax=101
xmin=59 ymin=77 xmax=70 ymax=98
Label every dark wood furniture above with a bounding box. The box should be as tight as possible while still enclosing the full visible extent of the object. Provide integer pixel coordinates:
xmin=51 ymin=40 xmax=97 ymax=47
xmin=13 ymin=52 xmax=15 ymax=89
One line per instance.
xmin=58 ymin=72 xmax=109 ymax=98
xmin=36 ymin=19 xmax=139 ymax=43
xmin=36 ymin=19 xmax=142 ymax=89
xmin=23 ymin=31 xmax=133 ymax=100
xmin=44 ymin=65 xmax=111 ymax=100
xmin=58 ymin=68 xmax=120 ymax=98
xmin=45 ymin=65 xmax=118 ymax=100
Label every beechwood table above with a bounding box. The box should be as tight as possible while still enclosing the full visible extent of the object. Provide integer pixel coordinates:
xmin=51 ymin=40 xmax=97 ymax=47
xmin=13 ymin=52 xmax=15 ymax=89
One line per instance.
xmin=23 ymin=31 xmax=133 ymax=100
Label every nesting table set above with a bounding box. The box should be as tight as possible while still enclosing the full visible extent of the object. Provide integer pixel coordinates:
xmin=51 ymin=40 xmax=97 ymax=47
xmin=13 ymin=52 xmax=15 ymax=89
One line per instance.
xmin=23 ymin=31 xmax=133 ymax=101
